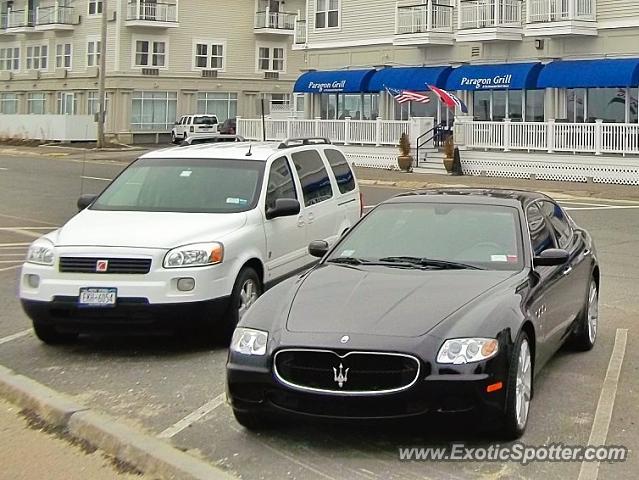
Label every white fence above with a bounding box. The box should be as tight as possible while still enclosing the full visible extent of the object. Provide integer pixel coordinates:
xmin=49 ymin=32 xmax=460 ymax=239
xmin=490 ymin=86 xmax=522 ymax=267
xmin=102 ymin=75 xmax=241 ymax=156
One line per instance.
xmin=459 ymin=0 xmax=522 ymax=29
xmin=0 ymin=114 xmax=97 ymax=141
xmin=527 ymin=0 xmax=595 ymax=22
xmin=396 ymin=2 xmax=453 ymax=34
xmin=237 ymin=117 xmax=414 ymax=147
xmin=457 ymin=119 xmax=639 ymax=156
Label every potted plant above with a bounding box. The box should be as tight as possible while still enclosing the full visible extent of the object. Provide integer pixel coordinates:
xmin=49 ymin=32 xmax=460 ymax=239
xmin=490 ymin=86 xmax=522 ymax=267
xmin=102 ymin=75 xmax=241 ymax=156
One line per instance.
xmin=443 ymin=136 xmax=455 ymax=174
xmin=397 ymin=132 xmax=413 ymax=172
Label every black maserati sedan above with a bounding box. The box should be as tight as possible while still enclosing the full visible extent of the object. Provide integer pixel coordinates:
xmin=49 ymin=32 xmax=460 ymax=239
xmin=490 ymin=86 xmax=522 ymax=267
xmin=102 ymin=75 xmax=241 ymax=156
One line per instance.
xmin=226 ymin=189 xmax=599 ymax=439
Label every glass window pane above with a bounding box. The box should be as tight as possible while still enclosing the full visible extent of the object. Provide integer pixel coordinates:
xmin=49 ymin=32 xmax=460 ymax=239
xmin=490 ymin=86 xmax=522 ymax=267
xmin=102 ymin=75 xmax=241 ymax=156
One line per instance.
xmin=315 ymin=12 xmax=325 ymax=28
xmin=527 ymin=204 xmax=555 ymax=255
xmin=327 ymin=11 xmax=339 ymax=27
xmin=291 ymin=150 xmax=333 ymax=206
xmin=493 ymin=90 xmax=507 ymax=121
xmin=325 ymin=149 xmax=355 ymax=194
xmin=266 ymin=156 xmax=298 ymax=211
xmin=525 ymin=90 xmax=545 ymax=122
xmin=473 ymin=91 xmax=491 ymax=121
xmin=587 ymin=88 xmax=626 ymax=123
xmin=631 ymin=88 xmax=638 ymax=124
xmin=508 ymin=90 xmax=523 ymax=120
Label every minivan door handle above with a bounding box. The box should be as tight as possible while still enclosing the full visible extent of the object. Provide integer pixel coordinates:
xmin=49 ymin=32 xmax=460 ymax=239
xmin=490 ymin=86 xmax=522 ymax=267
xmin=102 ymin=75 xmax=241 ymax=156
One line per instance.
xmin=307 ymin=212 xmax=315 ymax=223
xmin=297 ymin=216 xmax=305 ymax=228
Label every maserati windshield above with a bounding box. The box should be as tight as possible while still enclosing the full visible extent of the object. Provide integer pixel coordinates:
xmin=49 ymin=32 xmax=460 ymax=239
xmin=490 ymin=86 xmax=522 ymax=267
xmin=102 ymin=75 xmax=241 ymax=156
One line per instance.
xmin=91 ymin=158 xmax=264 ymax=213
xmin=328 ymin=202 xmax=524 ymax=271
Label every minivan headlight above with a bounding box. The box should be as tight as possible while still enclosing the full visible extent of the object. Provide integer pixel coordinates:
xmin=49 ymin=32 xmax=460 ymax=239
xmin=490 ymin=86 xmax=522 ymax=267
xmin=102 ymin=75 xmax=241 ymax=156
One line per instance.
xmin=163 ymin=242 xmax=224 ymax=268
xmin=230 ymin=328 xmax=268 ymax=356
xmin=437 ymin=338 xmax=499 ymax=365
xmin=26 ymin=240 xmax=55 ymax=266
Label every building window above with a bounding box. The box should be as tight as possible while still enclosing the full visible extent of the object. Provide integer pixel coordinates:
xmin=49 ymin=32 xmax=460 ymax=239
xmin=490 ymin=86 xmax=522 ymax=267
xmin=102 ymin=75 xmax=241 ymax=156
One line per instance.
xmin=56 ymin=43 xmax=72 ymax=69
xmin=26 ymin=45 xmax=48 ymax=70
xmin=27 ymin=93 xmax=46 ymax=114
xmin=87 ymin=91 xmax=110 ymax=116
xmin=88 ymin=0 xmax=103 ymax=15
xmin=87 ymin=40 xmax=101 ymax=67
xmin=472 ymin=90 xmax=529 ymax=121
xmin=194 ymin=43 xmax=224 ymax=70
xmin=0 ymin=47 xmax=19 ymax=71
xmin=257 ymin=47 xmax=285 ymax=72
xmin=131 ymin=91 xmax=177 ymax=131
xmin=196 ymin=92 xmax=237 ymax=121
xmin=0 ymin=93 xmax=18 ymax=114
xmin=525 ymin=90 xmax=545 ymax=122
xmin=587 ymin=88 xmax=627 ymax=123
xmin=566 ymin=89 xmax=586 ymax=123
xmin=315 ymin=0 xmax=339 ymax=29
xmin=135 ymin=40 xmax=166 ymax=67
xmin=57 ymin=92 xmax=76 ymax=115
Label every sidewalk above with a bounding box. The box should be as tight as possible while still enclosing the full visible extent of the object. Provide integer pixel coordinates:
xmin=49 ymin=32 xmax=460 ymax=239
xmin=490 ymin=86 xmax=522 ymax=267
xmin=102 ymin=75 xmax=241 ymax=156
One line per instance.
xmin=354 ymin=167 xmax=639 ymax=201
xmin=0 ymin=399 xmax=149 ymax=480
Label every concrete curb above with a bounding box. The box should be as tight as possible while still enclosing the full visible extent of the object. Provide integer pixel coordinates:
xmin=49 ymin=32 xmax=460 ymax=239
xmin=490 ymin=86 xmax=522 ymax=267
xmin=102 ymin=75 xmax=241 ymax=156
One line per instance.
xmin=0 ymin=363 xmax=236 ymax=480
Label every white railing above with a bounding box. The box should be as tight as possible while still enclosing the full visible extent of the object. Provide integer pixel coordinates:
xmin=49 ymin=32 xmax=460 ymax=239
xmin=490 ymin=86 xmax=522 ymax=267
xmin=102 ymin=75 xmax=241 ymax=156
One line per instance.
xmin=527 ymin=0 xmax=595 ymax=23
xmin=237 ymin=117 xmax=412 ymax=146
xmin=35 ymin=5 xmax=74 ymax=25
xmin=6 ymin=9 xmax=35 ymax=28
xmin=127 ymin=0 xmax=178 ymax=23
xmin=255 ymin=11 xmax=296 ymax=30
xmin=458 ymin=119 xmax=639 ymax=155
xmin=396 ymin=2 xmax=453 ymax=34
xmin=295 ymin=20 xmax=307 ymax=44
xmin=459 ymin=0 xmax=522 ymax=29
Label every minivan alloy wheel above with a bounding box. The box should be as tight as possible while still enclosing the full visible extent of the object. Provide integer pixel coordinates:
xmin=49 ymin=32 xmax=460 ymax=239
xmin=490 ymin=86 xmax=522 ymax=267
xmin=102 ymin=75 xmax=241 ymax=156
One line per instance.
xmin=238 ymin=278 xmax=259 ymax=320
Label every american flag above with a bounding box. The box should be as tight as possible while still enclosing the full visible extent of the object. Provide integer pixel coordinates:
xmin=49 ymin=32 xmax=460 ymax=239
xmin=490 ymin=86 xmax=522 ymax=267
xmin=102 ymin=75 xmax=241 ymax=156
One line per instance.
xmin=385 ymin=87 xmax=431 ymax=104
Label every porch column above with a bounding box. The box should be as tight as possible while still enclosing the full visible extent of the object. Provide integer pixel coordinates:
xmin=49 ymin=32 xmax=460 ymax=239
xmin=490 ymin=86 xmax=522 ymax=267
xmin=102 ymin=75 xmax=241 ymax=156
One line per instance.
xmin=544 ymin=88 xmax=556 ymax=121
xmin=304 ymin=93 xmax=312 ymax=119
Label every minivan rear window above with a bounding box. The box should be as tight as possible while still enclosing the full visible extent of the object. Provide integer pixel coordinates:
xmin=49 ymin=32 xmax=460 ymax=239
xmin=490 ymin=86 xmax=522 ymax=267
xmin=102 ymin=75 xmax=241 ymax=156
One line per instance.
xmin=194 ymin=116 xmax=217 ymax=125
xmin=324 ymin=149 xmax=355 ymax=194
xmin=291 ymin=150 xmax=333 ymax=207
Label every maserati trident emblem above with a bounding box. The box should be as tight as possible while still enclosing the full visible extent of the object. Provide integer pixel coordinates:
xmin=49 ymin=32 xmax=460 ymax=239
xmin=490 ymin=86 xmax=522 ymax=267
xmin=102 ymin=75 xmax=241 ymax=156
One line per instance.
xmin=96 ymin=260 xmax=109 ymax=273
xmin=340 ymin=335 xmax=350 ymax=344
xmin=333 ymin=363 xmax=349 ymax=388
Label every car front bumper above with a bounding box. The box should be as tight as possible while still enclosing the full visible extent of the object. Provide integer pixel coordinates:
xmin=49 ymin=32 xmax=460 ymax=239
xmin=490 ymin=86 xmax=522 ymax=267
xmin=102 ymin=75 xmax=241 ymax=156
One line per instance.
xmin=226 ymin=357 xmax=508 ymax=421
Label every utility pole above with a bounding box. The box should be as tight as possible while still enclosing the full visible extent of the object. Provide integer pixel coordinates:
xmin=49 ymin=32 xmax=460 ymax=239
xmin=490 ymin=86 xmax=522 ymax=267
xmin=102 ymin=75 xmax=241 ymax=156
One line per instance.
xmin=96 ymin=0 xmax=108 ymax=148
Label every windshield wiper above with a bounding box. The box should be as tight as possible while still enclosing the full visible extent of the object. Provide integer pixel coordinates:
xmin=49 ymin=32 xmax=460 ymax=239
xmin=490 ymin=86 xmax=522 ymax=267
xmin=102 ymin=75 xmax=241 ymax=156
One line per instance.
xmin=326 ymin=257 xmax=369 ymax=265
xmin=378 ymin=256 xmax=482 ymax=270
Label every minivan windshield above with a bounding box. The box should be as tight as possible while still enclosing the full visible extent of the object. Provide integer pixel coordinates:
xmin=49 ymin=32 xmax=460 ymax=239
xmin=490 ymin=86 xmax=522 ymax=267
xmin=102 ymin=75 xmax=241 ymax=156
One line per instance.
xmin=91 ymin=158 xmax=264 ymax=213
xmin=193 ymin=116 xmax=217 ymax=125
xmin=328 ymin=203 xmax=524 ymax=271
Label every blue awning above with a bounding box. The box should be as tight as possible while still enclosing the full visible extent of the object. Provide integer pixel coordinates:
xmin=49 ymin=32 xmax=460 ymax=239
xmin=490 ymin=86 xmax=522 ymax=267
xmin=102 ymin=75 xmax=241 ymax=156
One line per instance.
xmin=367 ymin=66 xmax=452 ymax=92
xmin=294 ymin=69 xmax=376 ymax=94
xmin=446 ymin=62 xmax=543 ymax=91
xmin=537 ymin=59 xmax=639 ymax=88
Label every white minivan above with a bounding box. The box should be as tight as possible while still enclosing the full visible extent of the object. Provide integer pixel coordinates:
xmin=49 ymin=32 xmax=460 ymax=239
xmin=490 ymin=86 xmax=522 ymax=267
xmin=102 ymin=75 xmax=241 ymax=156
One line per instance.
xmin=171 ymin=114 xmax=219 ymax=143
xmin=20 ymin=138 xmax=362 ymax=344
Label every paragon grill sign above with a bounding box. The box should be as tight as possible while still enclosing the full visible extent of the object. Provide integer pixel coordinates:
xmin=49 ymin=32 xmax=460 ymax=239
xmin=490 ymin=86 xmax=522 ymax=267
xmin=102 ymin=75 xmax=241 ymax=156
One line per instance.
xmin=308 ymin=80 xmax=348 ymax=93
xmin=460 ymin=74 xmax=514 ymax=90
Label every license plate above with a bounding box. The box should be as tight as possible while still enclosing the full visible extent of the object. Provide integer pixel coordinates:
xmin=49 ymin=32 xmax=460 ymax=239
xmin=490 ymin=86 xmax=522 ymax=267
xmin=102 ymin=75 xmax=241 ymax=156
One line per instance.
xmin=79 ymin=288 xmax=117 ymax=307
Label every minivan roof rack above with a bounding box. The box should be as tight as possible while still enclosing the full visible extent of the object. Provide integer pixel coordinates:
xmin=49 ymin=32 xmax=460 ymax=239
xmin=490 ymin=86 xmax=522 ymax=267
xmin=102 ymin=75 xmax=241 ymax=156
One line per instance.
xmin=278 ymin=137 xmax=332 ymax=149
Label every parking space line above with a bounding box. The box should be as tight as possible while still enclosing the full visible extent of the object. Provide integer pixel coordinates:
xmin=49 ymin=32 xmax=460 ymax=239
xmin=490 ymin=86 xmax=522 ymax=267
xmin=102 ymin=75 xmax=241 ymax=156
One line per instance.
xmin=577 ymin=328 xmax=628 ymax=480
xmin=0 ymin=227 xmax=55 ymax=231
xmin=0 ymin=243 xmax=30 ymax=247
xmin=0 ymin=329 xmax=32 ymax=346
xmin=81 ymin=176 xmax=112 ymax=182
xmin=565 ymin=206 xmax=639 ymax=211
xmin=0 ymin=265 xmax=20 ymax=272
xmin=0 ymin=212 xmax=58 ymax=226
xmin=157 ymin=393 xmax=226 ymax=439
xmin=1 ymin=228 xmax=43 ymax=239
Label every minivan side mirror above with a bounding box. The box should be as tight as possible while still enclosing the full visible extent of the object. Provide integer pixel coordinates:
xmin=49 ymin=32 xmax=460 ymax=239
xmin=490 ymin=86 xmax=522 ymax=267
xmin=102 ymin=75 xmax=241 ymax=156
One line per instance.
xmin=308 ymin=240 xmax=329 ymax=258
xmin=77 ymin=194 xmax=98 ymax=211
xmin=533 ymin=248 xmax=570 ymax=267
xmin=266 ymin=198 xmax=300 ymax=220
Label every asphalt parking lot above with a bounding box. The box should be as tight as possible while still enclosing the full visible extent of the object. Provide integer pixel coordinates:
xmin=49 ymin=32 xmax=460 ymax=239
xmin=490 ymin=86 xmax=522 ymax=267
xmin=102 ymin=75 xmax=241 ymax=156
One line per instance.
xmin=0 ymin=153 xmax=638 ymax=480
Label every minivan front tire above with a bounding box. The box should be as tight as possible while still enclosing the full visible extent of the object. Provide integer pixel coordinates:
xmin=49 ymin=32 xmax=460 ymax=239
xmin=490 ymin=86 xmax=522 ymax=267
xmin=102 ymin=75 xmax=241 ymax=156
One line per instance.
xmin=33 ymin=321 xmax=78 ymax=345
xmin=224 ymin=267 xmax=262 ymax=338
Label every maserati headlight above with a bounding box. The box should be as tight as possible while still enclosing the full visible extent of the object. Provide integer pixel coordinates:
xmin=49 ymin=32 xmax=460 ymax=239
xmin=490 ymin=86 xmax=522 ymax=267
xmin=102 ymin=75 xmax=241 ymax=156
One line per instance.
xmin=163 ymin=242 xmax=224 ymax=268
xmin=437 ymin=338 xmax=499 ymax=365
xmin=26 ymin=240 xmax=55 ymax=266
xmin=230 ymin=328 xmax=268 ymax=356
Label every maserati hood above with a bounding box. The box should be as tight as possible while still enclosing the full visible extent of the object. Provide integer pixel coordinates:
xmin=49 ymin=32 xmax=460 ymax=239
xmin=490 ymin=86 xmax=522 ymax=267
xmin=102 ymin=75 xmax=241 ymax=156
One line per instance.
xmin=53 ymin=209 xmax=247 ymax=249
xmin=286 ymin=265 xmax=514 ymax=338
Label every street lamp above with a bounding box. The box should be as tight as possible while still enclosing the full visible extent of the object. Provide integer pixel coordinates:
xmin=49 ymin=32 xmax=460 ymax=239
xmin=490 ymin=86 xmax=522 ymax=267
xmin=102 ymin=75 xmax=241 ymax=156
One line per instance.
xmin=96 ymin=0 xmax=108 ymax=148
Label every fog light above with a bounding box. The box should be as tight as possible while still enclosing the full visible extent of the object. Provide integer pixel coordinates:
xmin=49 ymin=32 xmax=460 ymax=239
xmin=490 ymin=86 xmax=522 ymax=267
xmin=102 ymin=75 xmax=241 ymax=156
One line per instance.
xmin=26 ymin=274 xmax=40 ymax=288
xmin=177 ymin=277 xmax=195 ymax=292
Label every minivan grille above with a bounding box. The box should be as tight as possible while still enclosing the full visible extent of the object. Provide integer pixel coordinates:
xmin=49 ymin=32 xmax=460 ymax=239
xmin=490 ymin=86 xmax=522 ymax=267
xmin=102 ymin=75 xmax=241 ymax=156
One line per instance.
xmin=274 ymin=349 xmax=420 ymax=395
xmin=59 ymin=257 xmax=152 ymax=274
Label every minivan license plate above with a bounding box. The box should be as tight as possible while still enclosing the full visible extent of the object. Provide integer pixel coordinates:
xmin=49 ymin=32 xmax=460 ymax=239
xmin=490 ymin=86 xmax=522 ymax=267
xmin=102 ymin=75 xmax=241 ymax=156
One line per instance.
xmin=79 ymin=288 xmax=117 ymax=307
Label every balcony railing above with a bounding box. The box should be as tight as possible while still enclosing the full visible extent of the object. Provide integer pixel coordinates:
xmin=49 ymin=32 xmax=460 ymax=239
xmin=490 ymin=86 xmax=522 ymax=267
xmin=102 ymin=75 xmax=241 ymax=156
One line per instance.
xmin=459 ymin=0 xmax=522 ymax=29
xmin=35 ymin=5 xmax=74 ymax=25
xmin=396 ymin=2 xmax=453 ymax=34
xmin=295 ymin=19 xmax=307 ymax=44
xmin=527 ymin=0 xmax=595 ymax=23
xmin=255 ymin=11 xmax=296 ymax=30
xmin=127 ymin=1 xmax=178 ymax=23
xmin=6 ymin=9 xmax=35 ymax=28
